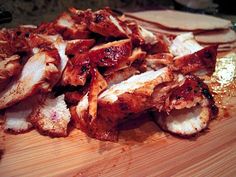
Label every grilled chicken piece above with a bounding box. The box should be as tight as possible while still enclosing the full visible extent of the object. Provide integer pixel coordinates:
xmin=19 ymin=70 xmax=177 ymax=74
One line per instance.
xmin=61 ymin=53 xmax=90 ymax=86
xmin=27 ymin=34 xmax=60 ymax=49
xmin=28 ymin=34 xmax=69 ymax=75
xmin=104 ymin=48 xmax=146 ymax=75
xmin=105 ymin=66 xmax=140 ymax=86
xmin=0 ymin=50 xmax=60 ymax=110
xmin=83 ymin=9 xmax=129 ymax=38
xmin=54 ymin=12 xmax=90 ymax=39
xmin=65 ymin=39 xmax=95 ymax=55
xmin=128 ymin=22 xmax=157 ymax=46
xmin=145 ymin=53 xmax=174 ymax=71
xmin=29 ymin=94 xmax=71 ymax=137
xmin=53 ymin=37 xmax=69 ymax=74
xmin=0 ymin=55 xmax=22 ymax=88
xmin=65 ymin=90 xmax=87 ymax=105
xmin=63 ymin=39 xmax=132 ymax=86
xmin=156 ymin=106 xmax=211 ymax=136
xmin=168 ymin=33 xmax=218 ymax=74
xmin=153 ymin=74 xmax=218 ymax=136
xmin=169 ymin=33 xmax=202 ymax=57
xmin=0 ymin=27 xmax=31 ymax=59
xmin=89 ymin=39 xmax=132 ymax=67
xmin=125 ymin=21 xmax=169 ymax=53
xmin=4 ymin=95 xmax=43 ymax=133
xmin=0 ymin=28 xmax=32 ymax=88
xmin=173 ymin=45 xmax=218 ymax=74
xmin=71 ymin=67 xmax=174 ymax=141
xmin=88 ymin=68 xmax=108 ymax=121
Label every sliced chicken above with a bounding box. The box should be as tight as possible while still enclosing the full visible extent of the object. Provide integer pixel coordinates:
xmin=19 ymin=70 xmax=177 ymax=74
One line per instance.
xmin=65 ymin=39 xmax=95 ymax=55
xmin=104 ymin=47 xmax=146 ymax=75
xmin=0 ymin=55 xmax=22 ymax=88
xmin=61 ymin=53 xmax=90 ymax=86
xmin=89 ymin=39 xmax=132 ymax=67
xmin=153 ymin=74 xmax=218 ymax=136
xmin=71 ymin=67 xmax=174 ymax=141
xmin=0 ymin=27 xmax=31 ymax=59
xmin=128 ymin=22 xmax=157 ymax=46
xmin=53 ymin=37 xmax=69 ymax=73
xmin=105 ymin=66 xmax=140 ymax=86
xmin=155 ymin=106 xmax=211 ymax=136
xmin=28 ymin=34 xmax=69 ymax=74
xmin=29 ymin=94 xmax=71 ymax=137
xmin=145 ymin=53 xmax=174 ymax=71
xmin=173 ymin=45 xmax=218 ymax=74
xmin=0 ymin=50 xmax=60 ymax=110
xmin=125 ymin=20 xmax=169 ymax=53
xmin=54 ymin=12 xmax=90 ymax=39
xmin=65 ymin=90 xmax=88 ymax=105
xmin=82 ymin=9 xmax=129 ymax=38
xmin=4 ymin=95 xmax=43 ymax=133
xmin=169 ymin=33 xmax=203 ymax=57
xmin=88 ymin=68 xmax=108 ymax=121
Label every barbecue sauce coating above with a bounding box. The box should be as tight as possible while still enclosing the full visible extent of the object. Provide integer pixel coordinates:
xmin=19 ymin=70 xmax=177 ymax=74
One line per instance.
xmin=174 ymin=45 xmax=218 ymax=74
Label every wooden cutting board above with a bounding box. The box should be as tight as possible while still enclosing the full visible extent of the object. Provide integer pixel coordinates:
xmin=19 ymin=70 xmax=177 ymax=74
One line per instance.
xmin=0 ymin=95 xmax=236 ymax=177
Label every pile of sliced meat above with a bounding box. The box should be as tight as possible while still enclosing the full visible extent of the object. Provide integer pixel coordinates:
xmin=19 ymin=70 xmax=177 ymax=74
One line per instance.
xmin=126 ymin=10 xmax=236 ymax=52
xmin=0 ymin=7 xmax=218 ymax=141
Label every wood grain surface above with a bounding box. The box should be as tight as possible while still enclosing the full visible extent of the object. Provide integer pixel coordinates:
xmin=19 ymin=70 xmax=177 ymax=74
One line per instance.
xmin=0 ymin=98 xmax=235 ymax=177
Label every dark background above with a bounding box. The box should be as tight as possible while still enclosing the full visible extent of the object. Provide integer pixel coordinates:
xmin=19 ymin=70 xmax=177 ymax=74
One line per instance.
xmin=0 ymin=0 xmax=235 ymax=27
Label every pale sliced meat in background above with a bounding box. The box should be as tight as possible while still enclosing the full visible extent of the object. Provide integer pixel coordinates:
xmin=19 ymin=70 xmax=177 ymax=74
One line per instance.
xmin=201 ymin=41 xmax=236 ymax=52
xmin=125 ymin=10 xmax=231 ymax=30
xmin=126 ymin=17 xmax=203 ymax=36
xmin=195 ymin=29 xmax=236 ymax=44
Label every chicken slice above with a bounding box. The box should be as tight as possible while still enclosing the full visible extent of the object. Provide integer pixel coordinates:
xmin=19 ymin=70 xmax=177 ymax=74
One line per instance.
xmin=155 ymin=106 xmax=210 ymax=136
xmin=0 ymin=51 xmax=60 ymax=110
xmin=53 ymin=38 xmax=69 ymax=73
xmin=89 ymin=39 xmax=132 ymax=67
xmin=153 ymin=74 xmax=218 ymax=136
xmin=105 ymin=66 xmax=140 ymax=86
xmin=0 ymin=55 xmax=22 ymax=88
xmin=128 ymin=22 xmax=157 ymax=45
xmin=28 ymin=34 xmax=69 ymax=74
xmin=104 ymin=47 xmax=146 ymax=75
xmin=29 ymin=94 xmax=71 ymax=137
xmin=125 ymin=21 xmax=169 ymax=53
xmin=65 ymin=90 xmax=87 ymax=105
xmin=88 ymin=68 xmax=108 ymax=121
xmin=65 ymin=39 xmax=95 ymax=55
xmin=173 ymin=45 xmax=218 ymax=74
xmin=83 ymin=9 xmax=129 ymax=38
xmin=71 ymin=67 xmax=174 ymax=141
xmin=54 ymin=12 xmax=90 ymax=39
xmin=145 ymin=53 xmax=174 ymax=71
xmin=61 ymin=53 xmax=90 ymax=86
xmin=4 ymin=95 xmax=43 ymax=133
xmin=169 ymin=33 xmax=203 ymax=57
